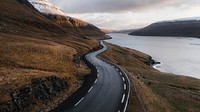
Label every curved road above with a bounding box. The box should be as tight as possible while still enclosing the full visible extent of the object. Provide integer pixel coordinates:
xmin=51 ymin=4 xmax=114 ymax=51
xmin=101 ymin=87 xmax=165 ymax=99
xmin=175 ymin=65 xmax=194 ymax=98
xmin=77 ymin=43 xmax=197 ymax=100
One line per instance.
xmin=70 ymin=41 xmax=127 ymax=112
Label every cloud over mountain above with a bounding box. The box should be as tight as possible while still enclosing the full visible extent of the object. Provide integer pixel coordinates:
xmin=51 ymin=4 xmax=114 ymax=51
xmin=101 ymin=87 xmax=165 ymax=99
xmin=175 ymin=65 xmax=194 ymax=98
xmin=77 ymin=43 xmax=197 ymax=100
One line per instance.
xmin=49 ymin=0 xmax=200 ymax=30
xmin=51 ymin=0 xmax=179 ymax=13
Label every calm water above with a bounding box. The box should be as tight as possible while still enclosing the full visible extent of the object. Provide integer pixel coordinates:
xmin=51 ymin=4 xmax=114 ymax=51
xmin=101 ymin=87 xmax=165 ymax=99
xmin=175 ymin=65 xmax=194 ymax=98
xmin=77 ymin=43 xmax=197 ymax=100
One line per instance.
xmin=106 ymin=33 xmax=200 ymax=79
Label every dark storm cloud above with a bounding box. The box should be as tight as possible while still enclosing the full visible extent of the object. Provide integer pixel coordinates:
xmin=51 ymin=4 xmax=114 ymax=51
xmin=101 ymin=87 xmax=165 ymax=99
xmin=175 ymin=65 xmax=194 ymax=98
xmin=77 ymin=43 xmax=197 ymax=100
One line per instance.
xmin=55 ymin=0 xmax=176 ymax=13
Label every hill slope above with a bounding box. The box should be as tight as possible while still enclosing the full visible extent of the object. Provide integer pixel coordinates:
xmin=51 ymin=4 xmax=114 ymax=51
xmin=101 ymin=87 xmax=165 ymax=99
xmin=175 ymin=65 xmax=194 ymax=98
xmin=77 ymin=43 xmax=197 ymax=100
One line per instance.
xmin=130 ymin=17 xmax=200 ymax=38
xmin=0 ymin=0 xmax=101 ymax=111
xmin=28 ymin=0 xmax=105 ymax=37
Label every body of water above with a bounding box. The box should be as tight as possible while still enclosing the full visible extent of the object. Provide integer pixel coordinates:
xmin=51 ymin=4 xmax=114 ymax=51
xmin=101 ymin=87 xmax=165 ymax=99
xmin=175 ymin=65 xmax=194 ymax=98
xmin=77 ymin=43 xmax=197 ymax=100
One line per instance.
xmin=106 ymin=33 xmax=200 ymax=79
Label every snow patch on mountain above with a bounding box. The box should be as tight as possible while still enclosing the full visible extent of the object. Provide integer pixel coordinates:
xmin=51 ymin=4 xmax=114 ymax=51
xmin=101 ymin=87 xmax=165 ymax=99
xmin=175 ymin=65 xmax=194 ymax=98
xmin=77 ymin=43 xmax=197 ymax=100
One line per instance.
xmin=175 ymin=17 xmax=200 ymax=21
xmin=28 ymin=0 xmax=66 ymax=16
xmin=157 ymin=17 xmax=200 ymax=23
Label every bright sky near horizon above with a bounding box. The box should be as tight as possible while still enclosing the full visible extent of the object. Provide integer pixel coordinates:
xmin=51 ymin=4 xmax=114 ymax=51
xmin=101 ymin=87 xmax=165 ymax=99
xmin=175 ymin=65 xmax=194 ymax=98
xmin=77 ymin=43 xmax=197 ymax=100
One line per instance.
xmin=49 ymin=0 xmax=200 ymax=30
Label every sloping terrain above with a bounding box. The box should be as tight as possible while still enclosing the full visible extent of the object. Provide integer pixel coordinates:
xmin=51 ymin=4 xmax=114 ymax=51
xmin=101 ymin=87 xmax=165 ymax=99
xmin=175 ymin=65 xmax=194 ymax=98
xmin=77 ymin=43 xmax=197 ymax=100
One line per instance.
xmin=28 ymin=0 xmax=67 ymax=16
xmin=0 ymin=0 xmax=102 ymax=111
xmin=130 ymin=18 xmax=200 ymax=38
xmin=28 ymin=0 xmax=105 ymax=37
xmin=43 ymin=14 xmax=105 ymax=37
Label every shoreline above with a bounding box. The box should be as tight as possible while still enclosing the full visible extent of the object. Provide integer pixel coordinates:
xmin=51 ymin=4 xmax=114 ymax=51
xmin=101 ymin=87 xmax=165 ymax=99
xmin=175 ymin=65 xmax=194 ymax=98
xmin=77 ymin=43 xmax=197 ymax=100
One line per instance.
xmin=110 ymin=42 xmax=200 ymax=80
xmin=106 ymin=33 xmax=200 ymax=79
xmin=99 ymin=42 xmax=200 ymax=112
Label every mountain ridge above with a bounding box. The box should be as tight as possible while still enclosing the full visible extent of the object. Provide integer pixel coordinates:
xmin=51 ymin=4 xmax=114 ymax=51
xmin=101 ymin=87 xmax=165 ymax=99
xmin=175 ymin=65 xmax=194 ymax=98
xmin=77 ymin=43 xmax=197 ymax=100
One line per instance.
xmin=28 ymin=0 xmax=67 ymax=16
xmin=157 ymin=17 xmax=200 ymax=23
xmin=129 ymin=17 xmax=200 ymax=38
xmin=27 ymin=0 xmax=105 ymax=37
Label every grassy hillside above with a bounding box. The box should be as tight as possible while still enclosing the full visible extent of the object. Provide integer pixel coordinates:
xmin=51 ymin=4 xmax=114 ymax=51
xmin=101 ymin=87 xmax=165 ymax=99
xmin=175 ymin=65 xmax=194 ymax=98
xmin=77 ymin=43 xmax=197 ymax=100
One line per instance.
xmin=100 ymin=43 xmax=200 ymax=112
xmin=42 ymin=14 xmax=105 ymax=38
xmin=2 ymin=0 xmax=199 ymax=111
xmin=0 ymin=0 xmax=103 ymax=111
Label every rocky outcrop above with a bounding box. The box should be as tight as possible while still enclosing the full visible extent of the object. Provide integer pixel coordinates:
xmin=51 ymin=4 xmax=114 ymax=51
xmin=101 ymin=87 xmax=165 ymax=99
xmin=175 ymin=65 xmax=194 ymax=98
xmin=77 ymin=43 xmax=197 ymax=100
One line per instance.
xmin=0 ymin=76 xmax=68 ymax=112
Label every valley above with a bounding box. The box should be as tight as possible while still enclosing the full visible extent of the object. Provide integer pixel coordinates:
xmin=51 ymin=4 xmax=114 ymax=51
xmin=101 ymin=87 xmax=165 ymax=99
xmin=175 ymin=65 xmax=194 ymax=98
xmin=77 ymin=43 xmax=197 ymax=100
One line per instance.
xmin=0 ymin=0 xmax=200 ymax=112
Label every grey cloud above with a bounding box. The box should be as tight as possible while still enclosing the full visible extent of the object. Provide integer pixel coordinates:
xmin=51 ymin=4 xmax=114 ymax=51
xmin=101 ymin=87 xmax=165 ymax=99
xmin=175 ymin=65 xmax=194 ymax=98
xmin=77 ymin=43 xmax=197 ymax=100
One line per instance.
xmin=49 ymin=0 xmax=200 ymax=30
xmin=52 ymin=0 xmax=178 ymax=13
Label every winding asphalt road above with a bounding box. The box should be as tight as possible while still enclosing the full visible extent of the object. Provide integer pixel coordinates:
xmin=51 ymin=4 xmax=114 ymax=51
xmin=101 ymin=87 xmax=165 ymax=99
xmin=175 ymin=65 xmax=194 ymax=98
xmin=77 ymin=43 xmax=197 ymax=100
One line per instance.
xmin=70 ymin=41 xmax=128 ymax=112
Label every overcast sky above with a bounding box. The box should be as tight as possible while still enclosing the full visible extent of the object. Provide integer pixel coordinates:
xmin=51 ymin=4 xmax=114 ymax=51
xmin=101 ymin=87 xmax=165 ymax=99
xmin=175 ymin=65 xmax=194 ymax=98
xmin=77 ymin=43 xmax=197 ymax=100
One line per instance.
xmin=49 ymin=0 xmax=200 ymax=30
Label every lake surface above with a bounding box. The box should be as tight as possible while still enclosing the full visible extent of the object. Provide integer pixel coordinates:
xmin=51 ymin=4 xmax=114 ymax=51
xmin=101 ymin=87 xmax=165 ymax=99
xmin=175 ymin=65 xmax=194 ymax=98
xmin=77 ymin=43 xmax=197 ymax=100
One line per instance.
xmin=106 ymin=33 xmax=200 ymax=79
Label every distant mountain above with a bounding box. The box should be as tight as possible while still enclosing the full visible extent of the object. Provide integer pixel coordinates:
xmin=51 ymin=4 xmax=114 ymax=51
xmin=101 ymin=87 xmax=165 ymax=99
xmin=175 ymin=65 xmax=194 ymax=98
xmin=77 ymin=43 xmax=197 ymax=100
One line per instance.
xmin=129 ymin=17 xmax=200 ymax=38
xmin=101 ymin=29 xmax=139 ymax=34
xmin=157 ymin=17 xmax=200 ymax=23
xmin=101 ymin=29 xmax=117 ymax=33
xmin=114 ymin=29 xmax=140 ymax=34
xmin=28 ymin=0 xmax=105 ymax=36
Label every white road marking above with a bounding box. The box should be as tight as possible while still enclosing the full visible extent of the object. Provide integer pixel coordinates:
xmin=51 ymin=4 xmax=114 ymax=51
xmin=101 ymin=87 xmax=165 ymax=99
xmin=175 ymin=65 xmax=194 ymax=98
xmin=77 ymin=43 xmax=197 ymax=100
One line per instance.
xmin=121 ymin=94 xmax=125 ymax=103
xmin=97 ymin=74 xmax=100 ymax=77
xmin=118 ymin=110 xmax=120 ymax=112
xmin=94 ymin=79 xmax=98 ymax=83
xmin=124 ymin=84 xmax=126 ymax=90
xmin=88 ymin=86 xmax=93 ymax=93
xmin=74 ymin=97 xmax=84 ymax=106
xmin=119 ymin=72 xmax=123 ymax=76
xmin=116 ymin=68 xmax=119 ymax=71
xmin=122 ymin=77 xmax=125 ymax=82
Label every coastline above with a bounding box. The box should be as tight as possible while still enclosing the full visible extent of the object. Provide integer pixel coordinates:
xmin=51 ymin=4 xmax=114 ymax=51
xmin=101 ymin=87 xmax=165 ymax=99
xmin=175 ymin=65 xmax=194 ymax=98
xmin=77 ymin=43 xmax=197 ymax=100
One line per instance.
xmin=99 ymin=42 xmax=200 ymax=112
xmin=106 ymin=33 xmax=200 ymax=79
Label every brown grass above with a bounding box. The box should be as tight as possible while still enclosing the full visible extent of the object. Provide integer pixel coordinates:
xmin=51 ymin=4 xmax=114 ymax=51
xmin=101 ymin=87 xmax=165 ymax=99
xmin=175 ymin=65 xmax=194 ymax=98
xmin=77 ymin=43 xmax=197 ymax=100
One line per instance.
xmin=0 ymin=0 xmax=106 ymax=111
xmin=100 ymin=42 xmax=200 ymax=112
xmin=3 ymin=0 xmax=199 ymax=111
xmin=0 ymin=32 xmax=101 ymax=110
